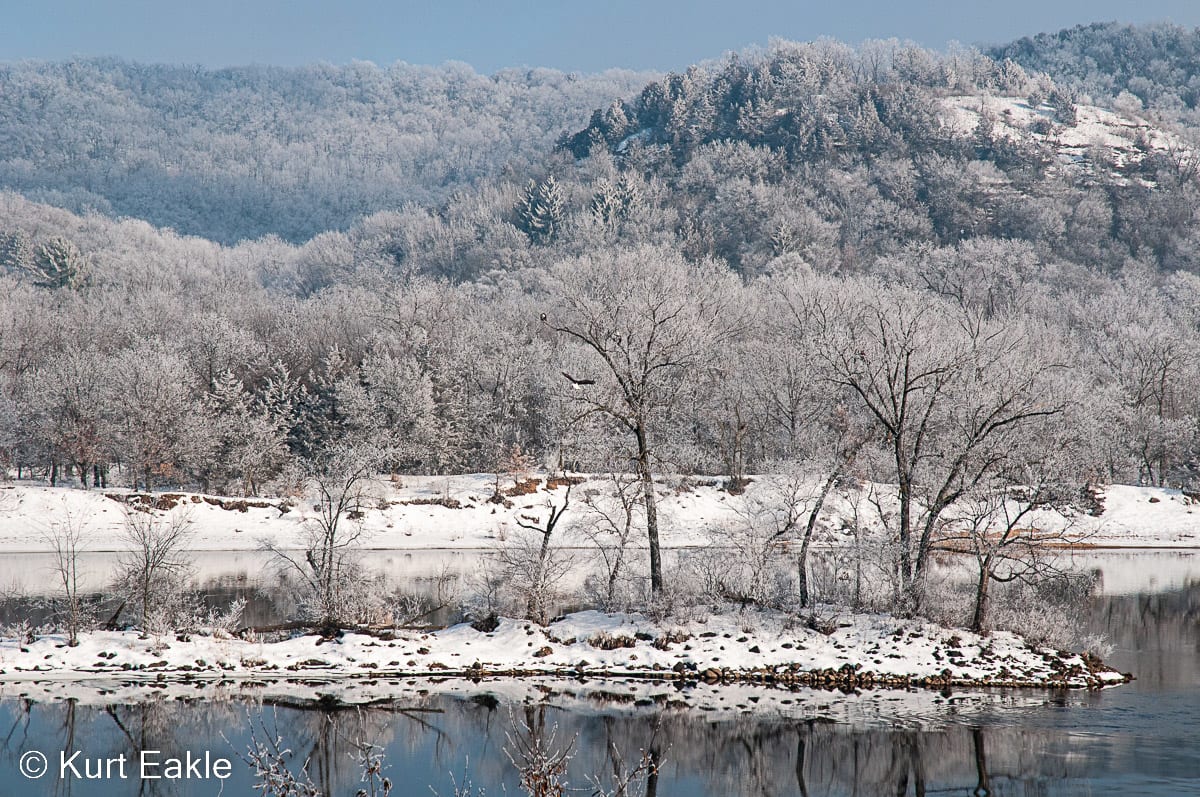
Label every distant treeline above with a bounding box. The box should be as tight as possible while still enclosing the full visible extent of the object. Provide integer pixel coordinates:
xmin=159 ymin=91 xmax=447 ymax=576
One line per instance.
xmin=1 ymin=31 xmax=1200 ymax=501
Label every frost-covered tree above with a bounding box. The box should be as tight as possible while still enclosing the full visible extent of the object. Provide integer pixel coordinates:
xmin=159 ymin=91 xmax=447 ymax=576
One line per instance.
xmin=516 ymin=176 xmax=566 ymax=245
xmin=200 ymin=370 xmax=289 ymax=495
xmin=106 ymin=343 xmax=208 ymax=490
xmin=23 ymin=348 xmax=111 ymax=487
xmin=25 ymin=237 xmax=88 ymax=290
xmin=542 ymin=245 xmax=741 ymax=593
xmin=270 ymin=437 xmax=394 ymax=627
xmin=113 ymin=508 xmax=194 ymax=635
xmin=822 ymin=284 xmax=1072 ymax=610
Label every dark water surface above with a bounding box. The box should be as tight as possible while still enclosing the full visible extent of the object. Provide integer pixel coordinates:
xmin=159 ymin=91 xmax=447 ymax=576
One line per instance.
xmin=0 ymin=553 xmax=1197 ymax=796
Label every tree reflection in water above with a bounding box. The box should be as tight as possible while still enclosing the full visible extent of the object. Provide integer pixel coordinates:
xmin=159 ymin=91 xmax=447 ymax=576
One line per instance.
xmin=0 ymin=689 xmax=1181 ymax=797
xmin=0 ymin=578 xmax=1198 ymax=796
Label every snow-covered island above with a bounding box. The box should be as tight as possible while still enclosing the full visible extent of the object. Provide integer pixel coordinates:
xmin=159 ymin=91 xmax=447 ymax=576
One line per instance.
xmin=0 ymin=474 xmax=1166 ymax=694
xmin=0 ymin=608 xmax=1127 ymax=694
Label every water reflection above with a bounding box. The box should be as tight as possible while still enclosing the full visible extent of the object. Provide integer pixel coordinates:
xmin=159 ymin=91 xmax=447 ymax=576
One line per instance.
xmin=1091 ymin=581 xmax=1200 ymax=689
xmin=0 ymin=551 xmax=1198 ymax=796
xmin=1 ymin=686 xmax=1196 ymax=797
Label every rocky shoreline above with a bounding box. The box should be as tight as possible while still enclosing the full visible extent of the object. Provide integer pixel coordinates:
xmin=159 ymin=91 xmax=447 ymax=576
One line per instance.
xmin=0 ymin=609 xmax=1130 ymax=692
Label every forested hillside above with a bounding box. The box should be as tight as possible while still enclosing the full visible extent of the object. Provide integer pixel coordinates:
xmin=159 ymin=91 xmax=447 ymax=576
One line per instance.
xmin=0 ymin=59 xmax=653 ymax=243
xmin=3 ymin=29 xmax=1200 ymax=512
xmin=991 ymin=22 xmax=1200 ymax=116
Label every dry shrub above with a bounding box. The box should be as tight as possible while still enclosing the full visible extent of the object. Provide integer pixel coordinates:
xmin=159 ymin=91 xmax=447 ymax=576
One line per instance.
xmin=545 ymin=475 xmax=586 ymax=490
xmin=588 ymin=632 xmax=637 ymax=650
xmin=506 ymin=478 xmax=542 ymax=497
xmin=401 ymin=496 xmax=463 ymax=509
xmin=651 ymin=630 xmax=692 ymax=650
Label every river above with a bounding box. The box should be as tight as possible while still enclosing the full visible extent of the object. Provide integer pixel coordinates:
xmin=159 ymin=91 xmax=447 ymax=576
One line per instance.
xmin=0 ymin=549 xmax=1197 ymax=795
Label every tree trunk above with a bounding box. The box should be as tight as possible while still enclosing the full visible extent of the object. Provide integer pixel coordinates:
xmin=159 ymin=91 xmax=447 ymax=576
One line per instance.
xmin=636 ymin=425 xmax=663 ymax=594
xmin=971 ymin=558 xmax=992 ymax=634
xmin=529 ymin=530 xmax=552 ymax=622
xmin=643 ymin=746 xmax=660 ymax=797
xmin=798 ymin=470 xmax=839 ymax=607
xmin=894 ymin=438 xmax=914 ymax=599
xmin=50 ymin=462 xmax=58 ymax=487
xmin=141 ymin=570 xmax=150 ymax=633
xmin=607 ymin=548 xmax=623 ymax=604
xmin=912 ymin=502 xmax=951 ymax=615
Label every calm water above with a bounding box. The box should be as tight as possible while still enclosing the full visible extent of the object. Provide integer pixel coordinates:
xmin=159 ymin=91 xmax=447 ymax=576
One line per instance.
xmin=0 ymin=550 xmax=1197 ymax=796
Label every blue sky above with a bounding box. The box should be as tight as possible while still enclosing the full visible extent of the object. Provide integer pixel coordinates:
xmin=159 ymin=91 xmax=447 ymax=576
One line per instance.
xmin=4 ymin=1 xmax=1200 ymax=73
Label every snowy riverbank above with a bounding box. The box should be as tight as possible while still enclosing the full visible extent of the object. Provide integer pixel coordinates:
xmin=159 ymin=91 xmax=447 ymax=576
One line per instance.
xmin=0 ymin=609 xmax=1128 ymax=691
xmin=1 ymin=476 xmax=1200 ymax=553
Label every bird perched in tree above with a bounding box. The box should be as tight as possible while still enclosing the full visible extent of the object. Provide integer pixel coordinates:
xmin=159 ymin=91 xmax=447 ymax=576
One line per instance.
xmin=560 ymin=371 xmax=595 ymax=388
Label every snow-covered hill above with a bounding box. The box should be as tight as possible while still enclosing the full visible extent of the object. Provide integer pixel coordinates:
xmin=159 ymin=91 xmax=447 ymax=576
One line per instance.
xmin=939 ymin=94 xmax=1190 ymax=182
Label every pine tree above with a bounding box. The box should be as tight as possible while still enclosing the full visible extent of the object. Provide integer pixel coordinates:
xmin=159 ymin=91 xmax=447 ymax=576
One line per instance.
xmin=590 ymin=174 xmax=644 ymax=231
xmin=202 ymin=370 xmax=288 ymax=495
xmin=589 ymin=179 xmax=624 ymax=229
xmin=516 ymin=176 xmax=565 ymax=245
xmin=616 ymin=173 xmax=643 ymax=215
xmin=0 ymin=231 xmax=33 ymax=275
xmin=26 ymin=237 xmax=88 ymax=290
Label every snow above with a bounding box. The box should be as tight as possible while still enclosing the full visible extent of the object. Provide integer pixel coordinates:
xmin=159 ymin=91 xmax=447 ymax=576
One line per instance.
xmin=0 ymin=477 xmax=1147 ymax=701
xmin=0 ymin=478 xmax=1197 ymax=556
xmin=0 ymin=474 xmax=738 ymax=553
xmin=0 ymin=607 xmax=1127 ymax=690
xmin=938 ymin=95 xmax=1187 ymax=181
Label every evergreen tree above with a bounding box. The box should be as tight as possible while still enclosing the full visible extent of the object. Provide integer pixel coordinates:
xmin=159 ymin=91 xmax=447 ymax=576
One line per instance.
xmin=516 ymin=176 xmax=566 ymax=245
xmin=201 ymin=370 xmax=289 ymax=495
xmin=26 ymin=237 xmax=88 ymax=290
xmin=0 ymin=231 xmax=34 ymax=275
xmin=589 ymin=179 xmax=624 ymax=229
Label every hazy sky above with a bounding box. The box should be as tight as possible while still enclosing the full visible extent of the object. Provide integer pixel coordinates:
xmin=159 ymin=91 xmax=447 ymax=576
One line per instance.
xmin=5 ymin=1 xmax=1200 ymax=73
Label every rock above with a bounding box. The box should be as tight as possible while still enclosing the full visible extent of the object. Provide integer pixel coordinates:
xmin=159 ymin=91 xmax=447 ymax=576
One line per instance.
xmin=471 ymin=614 xmax=500 ymax=633
xmin=532 ymin=646 xmax=553 ymax=658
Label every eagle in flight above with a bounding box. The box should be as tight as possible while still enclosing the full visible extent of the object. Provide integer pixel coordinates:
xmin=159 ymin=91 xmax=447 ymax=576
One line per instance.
xmin=560 ymin=371 xmax=595 ymax=388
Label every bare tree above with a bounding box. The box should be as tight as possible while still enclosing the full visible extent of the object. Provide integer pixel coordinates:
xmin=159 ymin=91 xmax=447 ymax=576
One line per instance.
xmin=542 ymin=245 xmax=741 ymax=593
xmin=505 ymin=709 xmax=574 ymax=797
xmin=766 ymin=272 xmax=871 ymax=606
xmin=481 ymin=483 xmax=576 ymax=624
xmin=581 ymin=469 xmax=643 ymax=608
xmin=113 ymin=508 xmax=194 ymax=636
xmin=935 ymin=438 xmax=1089 ymax=633
xmin=235 ymin=712 xmax=321 ymax=797
xmin=42 ymin=506 xmax=90 ymax=645
xmin=513 ymin=481 xmax=572 ymax=621
xmin=268 ymin=439 xmax=389 ymax=628
xmin=821 ymin=284 xmax=1070 ymax=611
